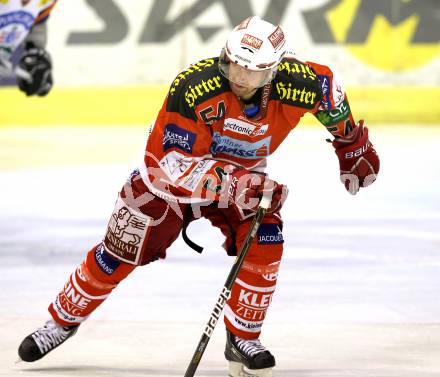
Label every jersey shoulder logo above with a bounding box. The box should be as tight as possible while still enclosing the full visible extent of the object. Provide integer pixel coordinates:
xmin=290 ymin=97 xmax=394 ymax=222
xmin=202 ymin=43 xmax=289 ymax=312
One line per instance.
xmin=273 ymin=57 xmax=323 ymax=109
xmin=169 ymin=58 xmax=217 ymax=97
xmin=277 ymin=57 xmax=318 ymax=82
xmin=184 ymin=74 xmax=224 ymax=109
xmin=166 ymin=57 xmax=229 ymax=120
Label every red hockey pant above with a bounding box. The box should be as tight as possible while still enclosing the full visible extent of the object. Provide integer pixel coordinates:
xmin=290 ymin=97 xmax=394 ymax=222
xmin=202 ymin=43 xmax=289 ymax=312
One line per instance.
xmin=49 ymin=172 xmax=284 ymax=339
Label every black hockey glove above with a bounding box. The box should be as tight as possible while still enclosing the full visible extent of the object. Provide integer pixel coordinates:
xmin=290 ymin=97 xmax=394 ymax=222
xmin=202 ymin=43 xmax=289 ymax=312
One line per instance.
xmin=17 ymin=43 xmax=53 ymax=96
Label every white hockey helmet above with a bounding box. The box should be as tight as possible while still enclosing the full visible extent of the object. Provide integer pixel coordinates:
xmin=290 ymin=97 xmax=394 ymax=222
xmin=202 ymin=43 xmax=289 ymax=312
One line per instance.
xmin=219 ymin=16 xmax=287 ymax=88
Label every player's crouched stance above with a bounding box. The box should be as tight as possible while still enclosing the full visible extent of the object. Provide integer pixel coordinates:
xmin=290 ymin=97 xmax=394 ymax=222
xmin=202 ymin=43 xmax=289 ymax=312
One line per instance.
xmin=18 ymin=16 xmax=380 ymax=377
xmin=18 ymin=167 xmax=285 ymax=375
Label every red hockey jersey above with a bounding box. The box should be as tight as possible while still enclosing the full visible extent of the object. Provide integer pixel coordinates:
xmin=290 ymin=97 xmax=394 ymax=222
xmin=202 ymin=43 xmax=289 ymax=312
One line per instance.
xmin=141 ymin=55 xmax=355 ymax=203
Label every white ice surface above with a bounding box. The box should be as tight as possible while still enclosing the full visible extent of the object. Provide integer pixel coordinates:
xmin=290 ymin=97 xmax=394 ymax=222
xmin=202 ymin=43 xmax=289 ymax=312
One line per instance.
xmin=0 ymin=125 xmax=439 ymax=376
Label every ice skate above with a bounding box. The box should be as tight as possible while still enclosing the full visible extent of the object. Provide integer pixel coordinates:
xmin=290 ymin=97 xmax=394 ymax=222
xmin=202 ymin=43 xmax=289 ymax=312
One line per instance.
xmin=225 ymin=330 xmax=275 ymax=377
xmin=18 ymin=319 xmax=78 ymax=362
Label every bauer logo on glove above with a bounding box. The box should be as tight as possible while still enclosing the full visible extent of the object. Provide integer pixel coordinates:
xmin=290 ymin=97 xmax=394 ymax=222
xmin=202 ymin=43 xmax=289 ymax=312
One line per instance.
xmin=332 ymin=120 xmax=380 ymax=195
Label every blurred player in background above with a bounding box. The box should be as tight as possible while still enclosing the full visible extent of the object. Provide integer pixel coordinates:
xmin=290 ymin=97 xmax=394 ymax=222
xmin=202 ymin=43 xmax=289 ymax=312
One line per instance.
xmin=18 ymin=16 xmax=380 ymax=377
xmin=0 ymin=0 xmax=57 ymax=96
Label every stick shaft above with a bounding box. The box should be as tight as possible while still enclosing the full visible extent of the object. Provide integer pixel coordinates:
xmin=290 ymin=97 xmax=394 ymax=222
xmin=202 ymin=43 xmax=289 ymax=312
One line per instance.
xmin=183 ymin=201 xmax=268 ymax=377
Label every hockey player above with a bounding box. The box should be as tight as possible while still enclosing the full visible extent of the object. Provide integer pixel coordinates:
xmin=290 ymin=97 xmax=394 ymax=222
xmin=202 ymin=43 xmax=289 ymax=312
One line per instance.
xmin=18 ymin=16 xmax=380 ymax=376
xmin=0 ymin=0 xmax=57 ymax=96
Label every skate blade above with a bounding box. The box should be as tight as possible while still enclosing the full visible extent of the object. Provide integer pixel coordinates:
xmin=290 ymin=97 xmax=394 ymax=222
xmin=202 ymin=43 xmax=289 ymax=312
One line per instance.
xmin=228 ymin=361 xmax=273 ymax=377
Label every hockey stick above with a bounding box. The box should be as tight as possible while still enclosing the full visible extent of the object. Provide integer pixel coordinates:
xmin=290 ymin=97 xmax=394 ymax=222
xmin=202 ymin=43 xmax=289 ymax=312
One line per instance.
xmin=183 ymin=192 xmax=272 ymax=377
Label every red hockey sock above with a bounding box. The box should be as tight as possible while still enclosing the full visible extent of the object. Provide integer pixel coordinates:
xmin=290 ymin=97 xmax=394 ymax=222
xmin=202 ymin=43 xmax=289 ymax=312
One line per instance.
xmin=49 ymin=244 xmax=136 ymax=326
xmin=224 ymin=221 xmax=283 ymax=339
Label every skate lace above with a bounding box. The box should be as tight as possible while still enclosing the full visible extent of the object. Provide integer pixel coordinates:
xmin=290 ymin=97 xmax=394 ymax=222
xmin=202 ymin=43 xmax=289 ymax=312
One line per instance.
xmin=235 ymin=337 xmax=267 ymax=357
xmin=31 ymin=320 xmax=72 ymax=354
